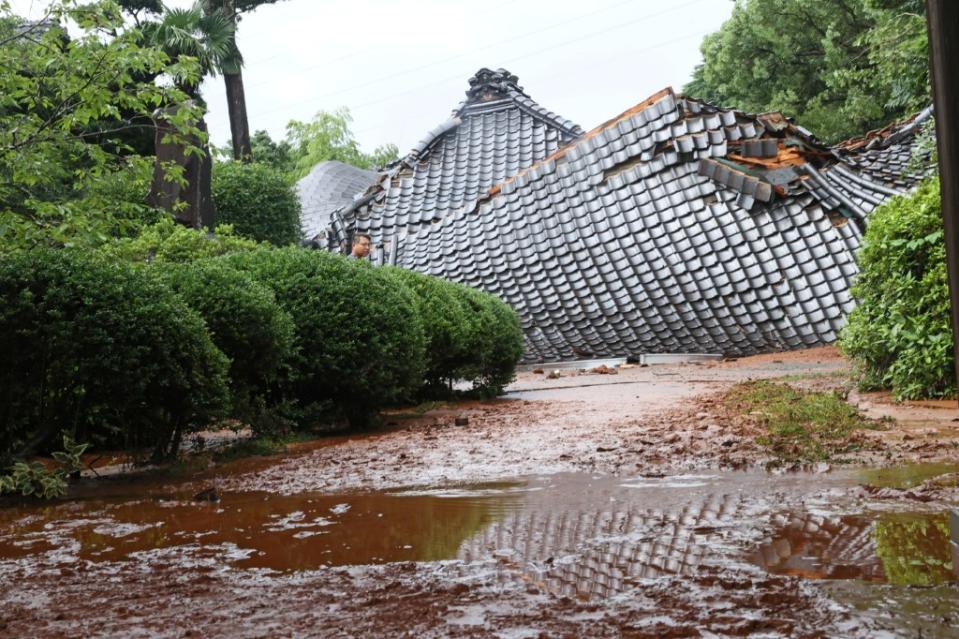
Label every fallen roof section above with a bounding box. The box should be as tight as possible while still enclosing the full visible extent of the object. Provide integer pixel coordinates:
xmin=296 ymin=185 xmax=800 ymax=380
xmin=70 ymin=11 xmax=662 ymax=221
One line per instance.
xmin=384 ymin=88 xmax=930 ymax=361
xmin=297 ymin=160 xmax=378 ymax=240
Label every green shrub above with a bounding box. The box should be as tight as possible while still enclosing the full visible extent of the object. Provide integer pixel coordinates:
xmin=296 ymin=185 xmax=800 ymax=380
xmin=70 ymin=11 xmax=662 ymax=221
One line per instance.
xmin=0 ymin=250 xmax=230 ymax=463
xmin=380 ymin=267 xmax=470 ymax=390
xmin=0 ymin=434 xmax=89 ymax=500
xmin=101 ymin=216 xmax=260 ymax=264
xmin=212 ymin=162 xmax=302 ymax=246
xmin=221 ymin=248 xmax=425 ymax=426
xmin=157 ymin=260 xmax=296 ymax=432
xmin=379 ymin=268 xmax=524 ymax=396
xmin=453 ymin=283 xmax=525 ymax=394
xmin=840 ymin=177 xmax=954 ymax=399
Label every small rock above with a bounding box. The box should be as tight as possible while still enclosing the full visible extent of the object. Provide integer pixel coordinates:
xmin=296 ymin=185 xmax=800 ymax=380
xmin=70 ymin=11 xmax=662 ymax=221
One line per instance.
xmin=547 ymin=370 xmax=562 ymax=379
xmin=454 ymin=416 xmax=469 ymax=426
xmin=532 ymin=368 xmax=544 ymax=374
xmin=193 ymin=487 xmax=220 ymax=502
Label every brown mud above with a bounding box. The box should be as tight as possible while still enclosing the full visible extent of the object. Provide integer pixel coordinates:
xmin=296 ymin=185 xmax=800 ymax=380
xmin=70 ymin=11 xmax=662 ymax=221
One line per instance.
xmin=2 ymin=346 xmax=959 ymax=638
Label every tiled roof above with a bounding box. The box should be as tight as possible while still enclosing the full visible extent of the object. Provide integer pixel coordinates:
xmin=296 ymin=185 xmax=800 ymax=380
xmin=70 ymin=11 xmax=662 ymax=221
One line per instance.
xmin=383 ymin=88 xmax=930 ymax=362
xmin=329 ymin=68 xmax=583 ymax=253
xmin=296 ymin=160 xmax=378 ymax=240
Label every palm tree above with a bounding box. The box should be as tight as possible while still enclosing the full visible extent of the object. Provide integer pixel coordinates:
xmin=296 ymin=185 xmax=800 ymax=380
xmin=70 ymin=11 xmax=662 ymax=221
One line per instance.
xmin=142 ymin=2 xmax=238 ymax=229
xmin=143 ymin=1 xmax=240 ymax=101
xmin=204 ymin=0 xmax=288 ymax=162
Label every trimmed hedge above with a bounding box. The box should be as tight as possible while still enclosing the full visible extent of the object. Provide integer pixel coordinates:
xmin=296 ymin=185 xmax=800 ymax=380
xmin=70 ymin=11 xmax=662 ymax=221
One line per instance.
xmin=0 ymin=250 xmax=230 ymax=464
xmin=212 ymin=162 xmax=302 ymax=246
xmin=380 ymin=266 xmax=470 ymax=390
xmin=157 ymin=260 xmax=296 ymax=431
xmin=840 ymin=177 xmax=955 ymax=399
xmin=453 ymin=282 xmax=525 ymax=394
xmin=101 ymin=216 xmax=260 ymax=264
xmin=221 ymin=248 xmax=426 ymax=426
xmin=381 ymin=266 xmax=525 ymax=395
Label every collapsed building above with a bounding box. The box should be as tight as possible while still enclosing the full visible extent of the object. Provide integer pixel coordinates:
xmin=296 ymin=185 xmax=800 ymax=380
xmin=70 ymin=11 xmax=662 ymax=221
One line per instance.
xmin=301 ymin=68 xmax=932 ymax=362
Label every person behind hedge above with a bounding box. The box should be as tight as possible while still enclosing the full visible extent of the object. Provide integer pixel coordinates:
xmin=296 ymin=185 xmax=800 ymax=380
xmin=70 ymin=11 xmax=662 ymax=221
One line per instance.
xmin=349 ymin=233 xmax=372 ymax=260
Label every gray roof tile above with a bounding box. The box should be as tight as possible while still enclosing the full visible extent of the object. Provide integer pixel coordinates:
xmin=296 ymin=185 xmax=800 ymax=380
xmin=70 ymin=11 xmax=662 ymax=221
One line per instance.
xmin=316 ymin=78 xmax=931 ymax=361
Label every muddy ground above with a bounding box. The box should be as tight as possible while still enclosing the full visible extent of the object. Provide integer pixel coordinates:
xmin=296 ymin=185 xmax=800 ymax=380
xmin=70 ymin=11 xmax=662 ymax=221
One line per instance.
xmin=1 ymin=346 xmax=958 ymax=638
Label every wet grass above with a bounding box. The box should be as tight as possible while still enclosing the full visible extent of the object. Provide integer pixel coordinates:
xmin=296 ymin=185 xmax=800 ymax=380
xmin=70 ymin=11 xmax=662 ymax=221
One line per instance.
xmin=727 ymin=380 xmax=886 ymax=463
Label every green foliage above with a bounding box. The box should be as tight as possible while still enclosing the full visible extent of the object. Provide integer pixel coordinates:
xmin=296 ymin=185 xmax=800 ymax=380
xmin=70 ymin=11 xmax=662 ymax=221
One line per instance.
xmin=157 ymin=260 xmax=296 ymax=430
xmin=221 ymin=247 xmax=426 ymax=426
xmin=685 ymin=0 xmax=929 ymax=143
xmin=0 ymin=434 xmax=90 ymax=500
xmin=0 ymin=249 xmax=230 ymax=464
xmin=727 ymin=381 xmax=882 ymax=462
xmin=840 ymin=178 xmax=954 ymax=399
xmin=380 ymin=267 xmax=525 ymax=396
xmin=453 ymin=284 xmax=526 ymax=395
xmin=101 ymin=216 xmax=260 ymax=263
xmin=0 ymin=0 xmax=204 ymax=251
xmin=874 ymin=513 xmax=953 ymax=585
xmin=286 ymin=108 xmax=399 ymax=180
xmin=380 ymin=267 xmax=470 ymax=389
xmin=140 ymin=0 xmax=241 ymax=89
xmin=248 ymin=129 xmax=295 ymax=175
xmin=211 ymin=161 xmax=302 ymax=245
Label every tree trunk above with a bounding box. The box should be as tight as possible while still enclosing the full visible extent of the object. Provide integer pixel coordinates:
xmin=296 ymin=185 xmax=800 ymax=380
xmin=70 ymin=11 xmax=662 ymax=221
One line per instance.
xmin=207 ymin=0 xmax=253 ymax=163
xmin=926 ymin=1 xmax=959 ymax=401
xmin=225 ymin=69 xmax=252 ymax=162
xmin=148 ymin=106 xmax=216 ymax=230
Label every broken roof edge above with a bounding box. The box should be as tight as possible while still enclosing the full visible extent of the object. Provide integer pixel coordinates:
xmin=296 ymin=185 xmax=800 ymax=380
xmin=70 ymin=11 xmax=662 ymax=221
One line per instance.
xmin=833 ymin=105 xmax=935 ymax=152
xmin=389 ymin=87 xmax=683 ymax=245
xmin=479 ymin=87 xmax=677 ymax=203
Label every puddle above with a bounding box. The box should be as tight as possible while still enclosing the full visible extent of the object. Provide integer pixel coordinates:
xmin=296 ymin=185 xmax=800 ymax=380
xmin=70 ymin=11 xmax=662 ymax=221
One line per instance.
xmin=751 ymin=511 xmax=956 ymax=585
xmin=2 ymin=467 xmax=957 ymax=597
xmin=856 ymin=462 xmax=959 ymax=489
xmin=0 ymin=486 xmax=525 ymax=571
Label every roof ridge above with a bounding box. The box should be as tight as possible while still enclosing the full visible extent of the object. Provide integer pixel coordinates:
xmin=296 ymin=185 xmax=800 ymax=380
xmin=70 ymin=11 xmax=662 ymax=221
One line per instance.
xmin=398 ymin=67 xmax=583 ymax=168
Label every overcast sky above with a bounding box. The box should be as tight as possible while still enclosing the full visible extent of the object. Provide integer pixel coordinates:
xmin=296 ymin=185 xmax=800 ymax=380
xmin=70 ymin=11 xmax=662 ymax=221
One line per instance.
xmin=11 ymin=0 xmax=735 ymax=155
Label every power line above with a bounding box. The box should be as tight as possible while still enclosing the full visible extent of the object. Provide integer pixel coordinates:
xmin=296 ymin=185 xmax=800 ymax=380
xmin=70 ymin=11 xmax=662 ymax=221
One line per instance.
xmin=248 ymin=0 xmax=711 ymax=120
xmin=347 ymin=29 xmax=706 ymax=142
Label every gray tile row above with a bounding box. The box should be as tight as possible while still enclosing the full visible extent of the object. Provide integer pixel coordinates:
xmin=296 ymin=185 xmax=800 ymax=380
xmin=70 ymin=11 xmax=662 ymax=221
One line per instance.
xmin=387 ymin=88 xmax=926 ymax=361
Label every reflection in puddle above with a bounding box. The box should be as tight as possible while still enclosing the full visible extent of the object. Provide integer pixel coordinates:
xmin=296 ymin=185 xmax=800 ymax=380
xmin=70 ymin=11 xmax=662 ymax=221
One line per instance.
xmin=856 ymin=463 xmax=959 ymax=490
xmin=752 ymin=511 xmax=955 ymax=585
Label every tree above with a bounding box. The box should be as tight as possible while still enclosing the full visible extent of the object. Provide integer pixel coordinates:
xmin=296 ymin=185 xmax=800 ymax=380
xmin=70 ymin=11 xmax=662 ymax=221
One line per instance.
xmin=248 ymin=129 xmax=294 ymax=174
xmin=286 ymin=108 xmax=399 ymax=180
xmin=0 ymin=0 xmax=203 ymax=249
xmin=685 ymin=0 xmax=929 ymax=143
xmin=201 ymin=0 xmax=288 ymax=162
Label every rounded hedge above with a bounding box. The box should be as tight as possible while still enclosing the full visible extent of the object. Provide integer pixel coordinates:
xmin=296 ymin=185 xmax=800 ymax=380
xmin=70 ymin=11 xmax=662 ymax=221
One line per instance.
xmin=102 ymin=216 xmax=261 ymax=264
xmin=380 ymin=266 xmax=470 ymax=389
xmin=157 ymin=260 xmax=296 ymax=429
xmin=212 ymin=162 xmax=302 ymax=246
xmin=380 ymin=268 xmax=525 ymax=395
xmin=452 ymin=282 xmax=525 ymax=394
xmin=840 ymin=177 xmax=954 ymax=399
xmin=220 ymin=247 xmax=426 ymax=425
xmin=0 ymin=250 xmax=230 ymax=464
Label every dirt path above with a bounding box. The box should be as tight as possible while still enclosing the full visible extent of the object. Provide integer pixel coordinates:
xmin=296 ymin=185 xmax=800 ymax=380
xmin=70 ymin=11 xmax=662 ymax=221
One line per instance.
xmin=2 ymin=346 xmax=958 ymax=638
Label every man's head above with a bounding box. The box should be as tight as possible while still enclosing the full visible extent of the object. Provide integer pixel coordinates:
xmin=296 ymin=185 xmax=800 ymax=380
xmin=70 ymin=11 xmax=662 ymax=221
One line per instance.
xmin=351 ymin=233 xmax=372 ymax=259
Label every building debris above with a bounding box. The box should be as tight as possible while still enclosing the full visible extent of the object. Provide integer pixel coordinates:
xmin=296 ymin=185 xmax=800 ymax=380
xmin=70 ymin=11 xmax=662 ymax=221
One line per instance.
xmin=304 ymin=68 xmax=932 ymax=362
